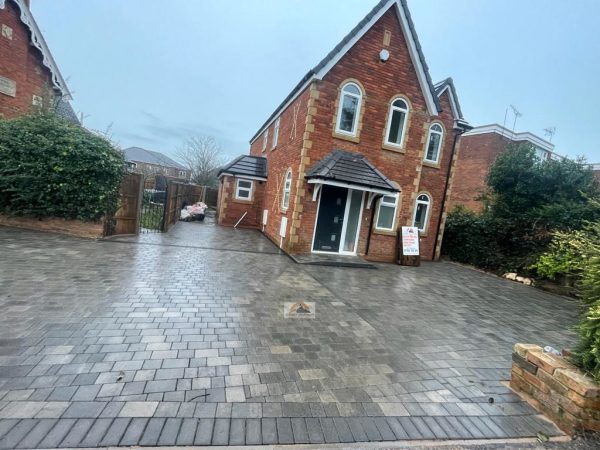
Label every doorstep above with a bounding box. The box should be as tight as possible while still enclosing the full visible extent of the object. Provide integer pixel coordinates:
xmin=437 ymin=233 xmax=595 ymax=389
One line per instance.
xmin=290 ymin=252 xmax=377 ymax=269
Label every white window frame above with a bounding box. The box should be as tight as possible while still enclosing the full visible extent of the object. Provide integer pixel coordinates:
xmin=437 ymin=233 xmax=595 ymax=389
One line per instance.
xmin=335 ymin=82 xmax=362 ymax=136
xmin=412 ymin=193 xmax=431 ymax=232
xmin=375 ymin=193 xmax=399 ymax=231
xmin=178 ymin=170 xmax=186 ymax=178
xmin=384 ymin=98 xmax=409 ymax=148
xmin=281 ymin=169 xmax=292 ymax=210
xmin=262 ymin=129 xmax=269 ymax=152
xmin=235 ymin=178 xmax=253 ymax=200
xmin=423 ymin=123 xmax=443 ymax=164
xmin=272 ymin=117 xmax=280 ymax=149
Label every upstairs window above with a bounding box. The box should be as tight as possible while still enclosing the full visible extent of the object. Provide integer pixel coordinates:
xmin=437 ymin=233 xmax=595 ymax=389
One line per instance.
xmin=281 ymin=169 xmax=292 ymax=210
xmin=424 ymin=124 xmax=443 ymax=163
xmin=412 ymin=193 xmax=430 ymax=232
xmin=272 ymin=117 xmax=280 ymax=149
xmin=335 ymin=82 xmax=362 ymax=136
xmin=235 ymin=179 xmax=253 ymax=200
xmin=262 ymin=129 xmax=269 ymax=152
xmin=376 ymin=194 xmax=398 ymax=231
xmin=385 ymin=98 xmax=409 ymax=147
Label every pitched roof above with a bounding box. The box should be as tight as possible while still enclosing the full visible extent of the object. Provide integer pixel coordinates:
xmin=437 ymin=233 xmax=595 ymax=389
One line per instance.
xmin=1 ymin=0 xmax=71 ymax=97
xmin=305 ymin=150 xmax=398 ymax=193
xmin=218 ymin=155 xmax=267 ymax=179
xmin=123 ymin=147 xmax=187 ymax=170
xmin=434 ymin=78 xmax=463 ymax=120
xmin=249 ymin=0 xmax=440 ymax=143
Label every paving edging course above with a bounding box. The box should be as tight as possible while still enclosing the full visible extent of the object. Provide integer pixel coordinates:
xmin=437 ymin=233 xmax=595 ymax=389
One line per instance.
xmin=0 ymin=214 xmax=104 ymax=239
xmin=510 ymin=343 xmax=600 ymax=434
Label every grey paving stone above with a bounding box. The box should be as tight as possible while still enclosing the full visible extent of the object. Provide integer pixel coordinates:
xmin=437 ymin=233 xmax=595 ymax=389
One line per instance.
xmin=59 ymin=418 xmax=95 ymax=448
xmin=276 ymin=417 xmax=294 ymax=444
xmin=386 ymin=417 xmax=410 ymax=440
xmin=458 ymin=416 xmax=487 ymax=438
xmin=373 ymin=416 xmax=396 ymax=440
xmin=15 ymin=418 xmax=57 ymax=449
xmin=332 ymin=417 xmax=354 ymax=442
xmin=261 ymin=417 xmax=278 ymax=444
xmin=229 ymin=418 xmax=245 ymax=445
xmin=212 ymin=417 xmax=230 ymax=445
xmin=0 ymin=419 xmax=18 ymax=440
xmin=139 ymin=417 xmax=166 ymax=446
xmin=305 ymin=417 xmax=325 ymax=444
xmin=99 ymin=417 xmax=130 ymax=446
xmin=175 ymin=418 xmax=198 ymax=446
xmin=398 ymin=417 xmax=422 ymax=440
xmin=0 ymin=419 xmax=38 ymax=449
xmin=157 ymin=417 xmax=182 ymax=446
xmin=194 ymin=418 xmax=214 ymax=445
xmin=62 ymin=401 xmax=106 ymax=418
xmin=119 ymin=417 xmax=148 ymax=446
xmin=423 ymin=416 xmax=448 ymax=439
xmin=245 ymin=418 xmax=262 ymax=445
xmin=79 ymin=418 xmax=113 ymax=447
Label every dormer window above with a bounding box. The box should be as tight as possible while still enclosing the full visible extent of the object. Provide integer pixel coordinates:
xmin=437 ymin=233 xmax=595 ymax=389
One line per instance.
xmin=335 ymin=82 xmax=362 ymax=136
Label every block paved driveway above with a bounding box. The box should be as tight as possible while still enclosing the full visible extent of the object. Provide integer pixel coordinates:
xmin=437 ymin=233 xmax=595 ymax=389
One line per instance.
xmin=0 ymin=223 xmax=581 ymax=448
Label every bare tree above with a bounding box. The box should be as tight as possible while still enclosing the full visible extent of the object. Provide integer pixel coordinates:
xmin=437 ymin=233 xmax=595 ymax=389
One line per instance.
xmin=176 ymin=135 xmax=224 ymax=187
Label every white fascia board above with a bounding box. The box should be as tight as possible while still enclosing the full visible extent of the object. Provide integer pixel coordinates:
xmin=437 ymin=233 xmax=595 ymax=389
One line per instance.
xmin=436 ymin=84 xmax=460 ymax=120
xmin=219 ymin=172 xmax=267 ymax=182
xmin=307 ymin=178 xmax=397 ymax=196
xmin=463 ymin=124 xmax=555 ymax=152
xmin=393 ymin=1 xmax=438 ymax=116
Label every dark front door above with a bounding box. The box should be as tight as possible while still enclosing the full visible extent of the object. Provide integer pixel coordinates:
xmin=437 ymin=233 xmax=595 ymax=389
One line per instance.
xmin=313 ymin=185 xmax=347 ymax=252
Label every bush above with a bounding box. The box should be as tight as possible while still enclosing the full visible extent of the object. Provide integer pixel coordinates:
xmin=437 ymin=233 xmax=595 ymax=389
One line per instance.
xmin=0 ymin=114 xmax=124 ymax=221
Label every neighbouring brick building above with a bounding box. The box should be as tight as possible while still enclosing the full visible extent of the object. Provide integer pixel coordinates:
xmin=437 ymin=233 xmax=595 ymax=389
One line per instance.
xmin=124 ymin=147 xmax=189 ymax=181
xmin=217 ymin=0 xmax=471 ymax=262
xmin=0 ymin=0 xmax=77 ymax=121
xmin=448 ymin=124 xmax=558 ymax=212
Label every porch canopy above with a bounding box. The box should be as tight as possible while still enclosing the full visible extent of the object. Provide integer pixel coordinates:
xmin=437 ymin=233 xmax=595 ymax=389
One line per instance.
xmin=305 ymin=150 xmax=398 ymax=203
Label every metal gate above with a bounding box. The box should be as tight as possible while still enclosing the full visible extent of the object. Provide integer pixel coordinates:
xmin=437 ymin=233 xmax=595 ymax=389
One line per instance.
xmin=140 ymin=187 xmax=166 ymax=233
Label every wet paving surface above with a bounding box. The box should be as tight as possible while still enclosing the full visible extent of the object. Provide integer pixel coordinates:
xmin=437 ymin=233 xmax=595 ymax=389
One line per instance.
xmin=0 ymin=222 xmax=581 ymax=447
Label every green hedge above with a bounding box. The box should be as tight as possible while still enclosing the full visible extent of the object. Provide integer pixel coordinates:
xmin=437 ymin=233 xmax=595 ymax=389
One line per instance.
xmin=0 ymin=114 xmax=124 ymax=221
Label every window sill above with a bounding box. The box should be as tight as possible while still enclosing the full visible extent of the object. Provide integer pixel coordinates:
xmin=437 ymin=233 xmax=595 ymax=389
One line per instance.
xmin=279 ymin=208 xmax=289 ymax=214
xmin=332 ymin=130 xmax=360 ymax=144
xmin=373 ymin=228 xmax=396 ymax=237
xmin=382 ymin=143 xmax=406 ymax=153
xmin=422 ymin=160 xmax=441 ymax=169
xmin=233 ymin=198 xmax=254 ymax=205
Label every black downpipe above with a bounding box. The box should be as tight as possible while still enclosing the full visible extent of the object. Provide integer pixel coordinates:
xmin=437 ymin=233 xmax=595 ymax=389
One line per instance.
xmin=365 ymin=194 xmax=383 ymax=256
xmin=432 ymin=128 xmax=464 ymax=260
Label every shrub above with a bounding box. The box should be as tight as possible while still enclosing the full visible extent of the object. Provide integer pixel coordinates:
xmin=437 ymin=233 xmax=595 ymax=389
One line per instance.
xmin=0 ymin=114 xmax=124 ymax=221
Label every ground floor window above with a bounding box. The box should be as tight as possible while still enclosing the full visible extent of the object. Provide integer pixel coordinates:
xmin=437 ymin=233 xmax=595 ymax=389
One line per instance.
xmin=413 ymin=193 xmax=431 ymax=231
xmin=235 ymin=178 xmax=253 ymax=200
xmin=376 ymin=194 xmax=398 ymax=231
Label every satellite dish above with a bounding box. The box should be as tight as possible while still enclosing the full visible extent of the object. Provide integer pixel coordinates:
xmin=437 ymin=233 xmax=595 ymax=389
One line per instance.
xmin=379 ymin=49 xmax=390 ymax=62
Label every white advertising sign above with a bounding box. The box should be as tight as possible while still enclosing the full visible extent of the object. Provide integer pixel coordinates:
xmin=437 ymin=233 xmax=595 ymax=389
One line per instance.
xmin=401 ymin=226 xmax=420 ymax=256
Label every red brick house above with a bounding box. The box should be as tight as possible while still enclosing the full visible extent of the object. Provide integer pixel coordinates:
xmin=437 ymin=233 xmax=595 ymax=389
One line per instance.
xmin=217 ymin=0 xmax=471 ymax=261
xmin=448 ymin=124 xmax=557 ymax=212
xmin=0 ymin=0 xmax=76 ymax=120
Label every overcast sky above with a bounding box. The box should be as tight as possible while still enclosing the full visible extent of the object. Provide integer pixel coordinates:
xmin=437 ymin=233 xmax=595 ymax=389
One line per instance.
xmin=33 ymin=0 xmax=600 ymax=162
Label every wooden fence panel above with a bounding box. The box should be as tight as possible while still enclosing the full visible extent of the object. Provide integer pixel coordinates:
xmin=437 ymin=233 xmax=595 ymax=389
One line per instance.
xmin=105 ymin=172 xmax=143 ymax=236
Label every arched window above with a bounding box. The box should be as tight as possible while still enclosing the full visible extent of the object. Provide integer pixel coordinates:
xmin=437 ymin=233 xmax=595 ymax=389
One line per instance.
xmin=282 ymin=169 xmax=292 ymax=210
xmin=385 ymin=98 xmax=409 ymax=147
xmin=424 ymin=123 xmax=443 ymax=163
xmin=412 ymin=194 xmax=431 ymax=232
xmin=335 ymin=82 xmax=362 ymax=136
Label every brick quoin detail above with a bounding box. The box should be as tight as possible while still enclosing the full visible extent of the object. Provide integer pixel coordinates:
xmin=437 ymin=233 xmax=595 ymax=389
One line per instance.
xmin=0 ymin=0 xmax=57 ymax=118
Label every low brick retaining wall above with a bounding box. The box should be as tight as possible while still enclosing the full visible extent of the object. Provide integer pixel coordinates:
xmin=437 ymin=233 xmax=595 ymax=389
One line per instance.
xmin=0 ymin=214 xmax=104 ymax=239
xmin=510 ymin=343 xmax=600 ymax=434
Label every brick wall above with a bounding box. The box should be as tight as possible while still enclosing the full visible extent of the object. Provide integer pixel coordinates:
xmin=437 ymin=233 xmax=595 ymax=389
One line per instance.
xmin=448 ymin=132 xmax=511 ymax=212
xmin=0 ymin=0 xmax=56 ymax=118
xmin=217 ymin=175 xmax=265 ymax=229
xmin=510 ymin=343 xmax=600 ymax=435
